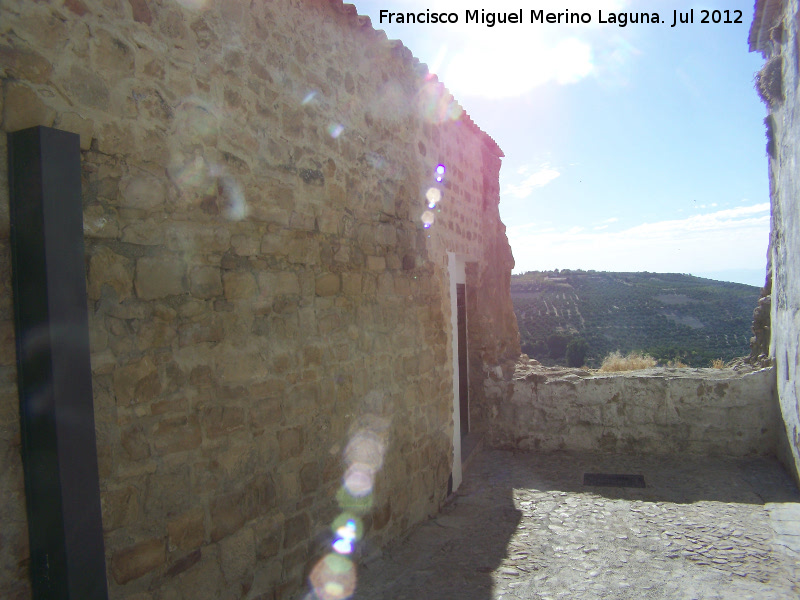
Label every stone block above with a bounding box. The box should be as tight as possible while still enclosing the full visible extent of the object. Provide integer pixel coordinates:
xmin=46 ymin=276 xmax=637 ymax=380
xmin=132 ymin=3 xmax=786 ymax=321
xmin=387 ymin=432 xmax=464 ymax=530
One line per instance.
xmin=210 ymin=475 xmax=275 ymax=542
xmin=153 ymin=415 xmax=202 ymax=455
xmin=254 ymin=522 xmax=282 ymax=562
xmin=101 ymin=486 xmax=140 ymax=532
xmin=190 ymin=266 xmax=223 ymax=299
xmin=179 ymin=317 xmax=223 ymax=347
xmin=283 ymin=513 xmax=310 ymax=550
xmin=258 ymin=272 xmax=300 ymax=296
xmin=231 ymin=234 xmax=261 ymax=256
xmin=315 ymin=273 xmax=340 ymax=296
xmin=318 ymin=313 xmax=340 ymax=335
xmin=303 ymin=345 xmax=323 ymax=367
xmin=223 ymin=271 xmax=257 ymax=301
xmin=91 ymin=28 xmax=135 ymax=74
xmin=56 ymin=111 xmax=94 ymax=150
xmin=173 ymin=545 xmax=225 ymax=598
xmin=135 ymin=319 xmax=177 ymax=351
xmin=120 ymin=172 xmax=166 ymax=211
xmin=376 ymin=223 xmax=397 ymax=246
xmin=220 ymin=352 xmax=269 ymax=384
xmin=372 ymin=499 xmax=392 ymax=530
xmin=164 ymin=549 xmax=201 ymax=579
xmin=299 ymin=462 xmax=319 ymax=494
xmin=113 ymin=356 xmax=160 ymax=406
xmin=289 ymin=211 xmax=315 ymax=231
xmin=386 ymin=253 xmax=402 ymax=270
xmin=366 ymin=255 xmax=386 ymax=271
xmin=341 ymin=273 xmax=362 ymax=296
xmin=0 ymin=44 xmax=53 ymax=83
xmin=249 ymin=378 xmax=287 ymax=400
xmin=219 ymin=527 xmax=255 ymax=585
xmin=2 ymin=82 xmax=55 ymax=131
xmin=377 ymin=272 xmax=394 ymax=296
xmin=135 ymin=257 xmax=186 ymax=300
xmin=394 ymin=275 xmax=411 ymax=296
xmin=111 ymin=537 xmax=165 ymax=584
xmin=88 ymin=247 xmax=133 ymax=301
xmin=211 ymin=491 xmax=246 ymax=542
xmin=203 ymin=406 xmax=245 ymax=438
xmin=278 ymin=428 xmax=303 ymax=459
xmin=62 ymin=63 xmax=110 ymax=107
xmin=121 ymin=219 xmax=166 ymax=246
xmin=166 ymin=223 xmax=232 ymax=253
xmin=120 ymin=422 xmax=150 ymax=461
xmin=249 ymin=398 xmax=282 ymax=431
xmin=318 ymin=211 xmax=339 ymax=235
xmin=286 ymin=238 xmax=320 ymax=265
xmin=167 ymin=507 xmax=205 ymax=552
xmin=83 ymin=204 xmax=119 ymax=239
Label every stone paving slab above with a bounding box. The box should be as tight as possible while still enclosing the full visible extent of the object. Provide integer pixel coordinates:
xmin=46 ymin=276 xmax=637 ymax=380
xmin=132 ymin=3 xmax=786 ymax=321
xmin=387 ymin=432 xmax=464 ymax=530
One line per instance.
xmin=352 ymin=451 xmax=800 ymax=600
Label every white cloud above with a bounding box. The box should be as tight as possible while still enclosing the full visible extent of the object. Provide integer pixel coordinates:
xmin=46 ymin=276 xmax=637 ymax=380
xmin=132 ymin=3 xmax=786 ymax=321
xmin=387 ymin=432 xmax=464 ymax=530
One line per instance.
xmin=503 ymin=163 xmax=561 ymax=199
xmin=368 ymin=0 xmax=633 ymax=98
xmin=509 ymin=204 xmax=770 ymax=274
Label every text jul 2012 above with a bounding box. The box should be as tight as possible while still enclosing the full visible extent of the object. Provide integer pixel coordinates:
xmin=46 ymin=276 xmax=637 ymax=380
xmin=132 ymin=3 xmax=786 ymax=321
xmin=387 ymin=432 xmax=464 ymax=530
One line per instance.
xmin=378 ymin=9 xmax=745 ymax=28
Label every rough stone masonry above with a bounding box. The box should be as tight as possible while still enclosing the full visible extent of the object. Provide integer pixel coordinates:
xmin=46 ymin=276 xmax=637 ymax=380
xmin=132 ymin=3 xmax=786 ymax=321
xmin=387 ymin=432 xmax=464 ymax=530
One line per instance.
xmin=0 ymin=1 xmax=519 ymax=598
xmin=750 ymin=0 xmax=800 ymax=487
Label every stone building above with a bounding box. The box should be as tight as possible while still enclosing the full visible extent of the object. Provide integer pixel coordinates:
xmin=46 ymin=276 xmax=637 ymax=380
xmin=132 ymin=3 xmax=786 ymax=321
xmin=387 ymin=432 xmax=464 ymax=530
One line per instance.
xmin=4 ymin=0 xmax=800 ymax=599
xmin=750 ymin=0 xmax=800 ymax=486
xmin=0 ymin=0 xmax=519 ymax=598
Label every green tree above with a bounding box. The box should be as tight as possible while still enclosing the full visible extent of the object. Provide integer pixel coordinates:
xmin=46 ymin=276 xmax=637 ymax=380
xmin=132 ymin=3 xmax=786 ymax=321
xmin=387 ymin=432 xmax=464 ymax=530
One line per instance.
xmin=566 ymin=338 xmax=589 ymax=367
xmin=546 ymin=334 xmax=569 ymax=359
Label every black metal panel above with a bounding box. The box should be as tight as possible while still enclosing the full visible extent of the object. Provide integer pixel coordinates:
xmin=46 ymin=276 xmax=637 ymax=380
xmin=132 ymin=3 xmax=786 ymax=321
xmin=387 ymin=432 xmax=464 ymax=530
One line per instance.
xmin=8 ymin=126 xmax=109 ymax=600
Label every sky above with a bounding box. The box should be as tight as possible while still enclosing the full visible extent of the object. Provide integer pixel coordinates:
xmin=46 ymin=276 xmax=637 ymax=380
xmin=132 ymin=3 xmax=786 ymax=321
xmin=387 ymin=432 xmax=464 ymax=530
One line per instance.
xmin=350 ymin=0 xmax=770 ymax=286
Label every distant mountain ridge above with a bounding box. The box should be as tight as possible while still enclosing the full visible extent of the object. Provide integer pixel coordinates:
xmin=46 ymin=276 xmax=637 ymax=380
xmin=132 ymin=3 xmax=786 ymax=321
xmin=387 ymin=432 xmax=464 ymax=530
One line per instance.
xmin=511 ymin=270 xmax=761 ymax=368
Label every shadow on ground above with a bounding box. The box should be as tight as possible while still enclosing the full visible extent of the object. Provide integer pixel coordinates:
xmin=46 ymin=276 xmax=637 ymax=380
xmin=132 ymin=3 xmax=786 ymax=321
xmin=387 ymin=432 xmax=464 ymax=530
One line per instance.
xmin=350 ymin=450 xmax=800 ymax=600
xmin=352 ymin=461 xmax=522 ymax=600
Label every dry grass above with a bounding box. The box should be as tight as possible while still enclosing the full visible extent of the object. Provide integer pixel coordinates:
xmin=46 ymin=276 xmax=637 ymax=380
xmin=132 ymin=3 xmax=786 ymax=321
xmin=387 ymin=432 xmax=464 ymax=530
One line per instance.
xmin=599 ymin=351 xmax=657 ymax=372
xmin=667 ymin=359 xmax=689 ymax=368
xmin=711 ymin=358 xmax=726 ymax=369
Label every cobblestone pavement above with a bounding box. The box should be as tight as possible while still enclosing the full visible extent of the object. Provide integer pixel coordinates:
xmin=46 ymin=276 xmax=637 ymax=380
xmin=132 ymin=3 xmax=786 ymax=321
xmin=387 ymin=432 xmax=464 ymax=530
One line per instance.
xmin=352 ymin=450 xmax=800 ymax=600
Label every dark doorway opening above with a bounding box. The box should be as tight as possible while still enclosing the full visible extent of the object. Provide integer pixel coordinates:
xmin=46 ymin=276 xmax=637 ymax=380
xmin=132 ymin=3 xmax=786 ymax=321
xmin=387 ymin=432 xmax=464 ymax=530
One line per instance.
xmin=457 ymin=283 xmax=468 ymax=438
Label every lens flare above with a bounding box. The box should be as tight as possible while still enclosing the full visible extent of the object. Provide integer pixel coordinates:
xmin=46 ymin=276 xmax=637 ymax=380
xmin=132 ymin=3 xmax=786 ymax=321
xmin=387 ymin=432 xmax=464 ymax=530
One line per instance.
xmin=344 ymin=431 xmax=385 ymax=472
xmin=436 ymin=164 xmax=446 ymax=175
xmin=328 ymin=123 xmax=345 ymax=138
xmin=302 ymin=91 xmax=318 ymax=105
xmin=425 ymin=187 xmax=441 ymax=208
xmin=174 ymin=0 xmax=209 ymax=10
xmin=219 ymin=176 xmax=248 ymax=220
xmin=416 ymin=81 xmax=464 ymax=124
xmin=309 ymin=554 xmax=357 ymax=600
xmin=336 ymin=482 xmax=373 ymax=514
xmin=343 ymin=464 xmax=376 ymax=497
xmin=421 ymin=211 xmax=435 ymax=228
xmin=332 ymin=538 xmax=353 ymax=554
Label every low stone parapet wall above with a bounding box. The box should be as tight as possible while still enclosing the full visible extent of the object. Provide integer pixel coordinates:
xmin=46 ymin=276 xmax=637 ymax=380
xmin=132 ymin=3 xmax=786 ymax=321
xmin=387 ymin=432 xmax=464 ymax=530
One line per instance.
xmin=480 ymin=361 xmax=781 ymax=456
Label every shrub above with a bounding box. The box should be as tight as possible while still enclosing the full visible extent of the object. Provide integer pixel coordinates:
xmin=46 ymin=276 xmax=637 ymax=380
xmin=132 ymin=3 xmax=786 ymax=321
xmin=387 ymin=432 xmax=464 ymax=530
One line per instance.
xmin=667 ymin=359 xmax=688 ymax=368
xmin=711 ymin=358 xmax=725 ymax=369
xmin=565 ymin=338 xmax=588 ymax=367
xmin=546 ymin=334 xmax=569 ymax=359
xmin=599 ymin=351 xmax=657 ymax=372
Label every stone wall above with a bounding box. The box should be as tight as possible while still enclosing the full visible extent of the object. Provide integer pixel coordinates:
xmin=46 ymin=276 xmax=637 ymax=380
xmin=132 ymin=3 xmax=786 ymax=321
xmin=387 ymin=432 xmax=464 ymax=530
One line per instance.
xmin=0 ymin=1 xmax=518 ymax=598
xmin=750 ymin=0 xmax=800 ymax=484
xmin=480 ymin=361 xmax=782 ymax=457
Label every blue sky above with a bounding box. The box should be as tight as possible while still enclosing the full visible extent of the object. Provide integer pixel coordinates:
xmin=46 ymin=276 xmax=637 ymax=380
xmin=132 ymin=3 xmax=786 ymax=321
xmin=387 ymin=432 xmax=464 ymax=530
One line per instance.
xmin=350 ymin=0 xmax=770 ymax=286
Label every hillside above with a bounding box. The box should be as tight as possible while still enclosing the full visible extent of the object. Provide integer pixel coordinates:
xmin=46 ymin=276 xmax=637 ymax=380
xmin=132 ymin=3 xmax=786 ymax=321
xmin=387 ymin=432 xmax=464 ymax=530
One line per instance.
xmin=512 ymin=270 xmax=762 ymax=368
